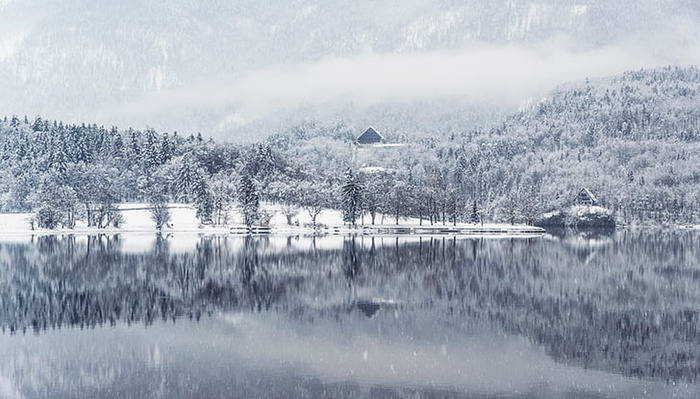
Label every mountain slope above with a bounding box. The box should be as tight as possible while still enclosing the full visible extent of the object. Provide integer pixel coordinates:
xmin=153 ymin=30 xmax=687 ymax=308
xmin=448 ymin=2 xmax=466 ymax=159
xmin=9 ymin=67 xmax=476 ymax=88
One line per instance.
xmin=267 ymin=66 xmax=700 ymax=224
xmin=2 ymin=0 xmax=700 ymax=139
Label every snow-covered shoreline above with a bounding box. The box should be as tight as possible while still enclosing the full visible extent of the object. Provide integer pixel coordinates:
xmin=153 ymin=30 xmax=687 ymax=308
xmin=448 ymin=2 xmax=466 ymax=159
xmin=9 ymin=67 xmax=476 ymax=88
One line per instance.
xmin=0 ymin=203 xmax=547 ymax=237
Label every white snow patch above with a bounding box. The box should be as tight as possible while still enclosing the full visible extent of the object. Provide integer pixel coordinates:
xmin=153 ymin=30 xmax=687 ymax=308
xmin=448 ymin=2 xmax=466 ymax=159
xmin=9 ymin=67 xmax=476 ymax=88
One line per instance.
xmin=571 ymin=5 xmax=588 ymax=16
xmin=0 ymin=202 xmax=544 ymax=243
xmin=372 ymin=143 xmax=407 ymax=148
xmin=0 ymin=29 xmax=27 ymax=61
xmin=0 ymin=213 xmax=34 ymax=233
xmin=359 ymin=166 xmax=386 ymax=174
xmin=570 ymin=205 xmax=613 ymax=217
xmin=401 ymin=9 xmax=464 ymax=50
xmin=149 ymin=66 xmax=167 ymax=92
xmin=219 ymin=112 xmax=247 ymax=129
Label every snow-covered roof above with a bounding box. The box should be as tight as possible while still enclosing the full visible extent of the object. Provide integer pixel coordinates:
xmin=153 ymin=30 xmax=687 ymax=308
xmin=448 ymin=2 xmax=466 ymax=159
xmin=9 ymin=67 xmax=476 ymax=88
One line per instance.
xmin=576 ymin=188 xmax=598 ymax=204
xmin=357 ymin=126 xmax=384 ymax=144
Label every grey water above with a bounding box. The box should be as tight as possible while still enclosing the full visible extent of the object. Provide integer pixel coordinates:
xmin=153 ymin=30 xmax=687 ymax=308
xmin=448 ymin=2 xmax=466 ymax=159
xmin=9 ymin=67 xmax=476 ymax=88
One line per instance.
xmin=0 ymin=231 xmax=699 ymax=398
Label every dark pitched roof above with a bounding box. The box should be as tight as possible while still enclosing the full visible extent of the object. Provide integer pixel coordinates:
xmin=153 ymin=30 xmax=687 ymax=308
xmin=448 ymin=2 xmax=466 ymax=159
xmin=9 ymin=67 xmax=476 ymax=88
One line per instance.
xmin=576 ymin=188 xmax=598 ymax=204
xmin=357 ymin=126 xmax=384 ymax=144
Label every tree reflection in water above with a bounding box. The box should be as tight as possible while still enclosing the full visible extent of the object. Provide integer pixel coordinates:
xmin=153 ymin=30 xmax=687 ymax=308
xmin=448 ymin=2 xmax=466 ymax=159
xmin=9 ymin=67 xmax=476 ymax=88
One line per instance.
xmin=1 ymin=230 xmax=700 ymax=382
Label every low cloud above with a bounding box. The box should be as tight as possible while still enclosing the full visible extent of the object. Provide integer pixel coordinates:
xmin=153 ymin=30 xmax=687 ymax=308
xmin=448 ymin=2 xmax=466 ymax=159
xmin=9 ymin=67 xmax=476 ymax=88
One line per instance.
xmin=114 ymin=37 xmax=672 ymax=125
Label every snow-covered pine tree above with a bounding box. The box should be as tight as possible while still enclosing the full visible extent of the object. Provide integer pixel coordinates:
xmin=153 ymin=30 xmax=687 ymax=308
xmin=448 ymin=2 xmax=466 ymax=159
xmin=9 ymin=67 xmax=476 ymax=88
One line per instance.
xmin=176 ymin=158 xmax=198 ymax=202
xmin=159 ymin=133 xmax=172 ymax=165
xmin=193 ymin=177 xmax=213 ymax=224
xmin=143 ymin=129 xmax=160 ymax=170
xmin=112 ymin=131 xmax=124 ymax=158
xmin=238 ymin=174 xmax=259 ymax=227
xmin=342 ymin=168 xmax=362 ymax=227
xmin=471 ymin=200 xmax=479 ymax=224
xmin=128 ymin=129 xmax=140 ymax=157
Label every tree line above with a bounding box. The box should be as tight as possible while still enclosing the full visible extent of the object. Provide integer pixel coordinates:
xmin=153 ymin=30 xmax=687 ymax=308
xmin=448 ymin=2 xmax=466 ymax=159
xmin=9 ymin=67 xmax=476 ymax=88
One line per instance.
xmin=1 ymin=67 xmax=700 ymax=228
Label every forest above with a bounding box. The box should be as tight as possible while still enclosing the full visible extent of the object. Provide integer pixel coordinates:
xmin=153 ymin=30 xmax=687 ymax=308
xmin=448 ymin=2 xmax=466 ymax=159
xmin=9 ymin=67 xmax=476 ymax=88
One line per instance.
xmin=1 ymin=65 xmax=700 ymax=229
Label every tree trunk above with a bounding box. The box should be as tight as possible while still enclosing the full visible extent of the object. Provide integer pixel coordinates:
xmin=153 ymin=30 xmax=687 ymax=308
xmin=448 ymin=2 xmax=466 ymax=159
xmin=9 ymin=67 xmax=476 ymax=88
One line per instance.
xmin=85 ymin=203 xmax=92 ymax=227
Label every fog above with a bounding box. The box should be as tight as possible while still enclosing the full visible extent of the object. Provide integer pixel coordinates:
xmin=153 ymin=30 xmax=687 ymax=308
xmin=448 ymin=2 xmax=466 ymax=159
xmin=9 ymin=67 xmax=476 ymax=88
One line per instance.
xmin=113 ymin=37 xmax=689 ymax=127
xmin=3 ymin=0 xmax=700 ymax=136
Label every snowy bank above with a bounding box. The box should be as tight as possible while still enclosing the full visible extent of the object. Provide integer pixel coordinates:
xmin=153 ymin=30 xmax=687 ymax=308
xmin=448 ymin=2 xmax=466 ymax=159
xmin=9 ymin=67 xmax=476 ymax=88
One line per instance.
xmin=0 ymin=203 xmax=544 ymax=236
xmin=536 ymin=206 xmax=615 ymax=229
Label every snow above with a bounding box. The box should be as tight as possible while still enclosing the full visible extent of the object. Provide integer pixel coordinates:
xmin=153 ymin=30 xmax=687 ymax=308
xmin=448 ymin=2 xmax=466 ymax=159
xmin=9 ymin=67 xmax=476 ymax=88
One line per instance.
xmin=0 ymin=202 xmax=549 ymax=255
xmin=371 ymin=143 xmax=407 ymax=148
xmin=571 ymin=5 xmax=588 ymax=16
xmin=570 ymin=205 xmax=613 ymax=217
xmin=0 ymin=202 xmax=545 ymax=240
xmin=358 ymin=166 xmax=386 ymax=174
xmin=539 ymin=210 xmax=563 ymax=219
xmin=0 ymin=29 xmax=26 ymax=61
xmin=0 ymin=213 xmax=33 ymax=232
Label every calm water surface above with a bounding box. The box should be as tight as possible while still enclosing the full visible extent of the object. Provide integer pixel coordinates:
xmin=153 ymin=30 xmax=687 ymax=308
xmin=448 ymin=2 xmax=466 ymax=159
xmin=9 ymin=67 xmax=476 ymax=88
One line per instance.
xmin=1 ymin=231 xmax=699 ymax=398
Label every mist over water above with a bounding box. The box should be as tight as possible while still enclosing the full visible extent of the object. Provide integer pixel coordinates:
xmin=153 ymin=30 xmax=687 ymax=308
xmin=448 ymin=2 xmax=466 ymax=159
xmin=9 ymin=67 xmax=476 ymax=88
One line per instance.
xmin=0 ymin=231 xmax=699 ymax=398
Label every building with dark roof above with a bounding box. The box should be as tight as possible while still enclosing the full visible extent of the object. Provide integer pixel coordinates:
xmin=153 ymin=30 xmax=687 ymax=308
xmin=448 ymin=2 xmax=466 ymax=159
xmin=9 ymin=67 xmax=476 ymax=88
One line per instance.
xmin=574 ymin=188 xmax=598 ymax=206
xmin=357 ymin=126 xmax=384 ymax=144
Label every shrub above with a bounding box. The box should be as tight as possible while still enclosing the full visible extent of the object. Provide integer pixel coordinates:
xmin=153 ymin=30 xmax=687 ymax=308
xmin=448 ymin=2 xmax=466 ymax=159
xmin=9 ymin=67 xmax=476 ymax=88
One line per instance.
xmin=36 ymin=206 xmax=61 ymax=229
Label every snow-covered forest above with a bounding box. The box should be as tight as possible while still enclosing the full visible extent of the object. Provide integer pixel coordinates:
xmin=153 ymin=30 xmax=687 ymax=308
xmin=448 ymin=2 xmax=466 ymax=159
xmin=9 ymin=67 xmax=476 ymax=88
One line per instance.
xmin=1 ymin=66 xmax=700 ymax=228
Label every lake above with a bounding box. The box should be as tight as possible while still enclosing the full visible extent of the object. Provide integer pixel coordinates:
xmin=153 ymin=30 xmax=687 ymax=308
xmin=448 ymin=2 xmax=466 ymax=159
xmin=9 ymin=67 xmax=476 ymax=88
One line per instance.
xmin=0 ymin=230 xmax=699 ymax=398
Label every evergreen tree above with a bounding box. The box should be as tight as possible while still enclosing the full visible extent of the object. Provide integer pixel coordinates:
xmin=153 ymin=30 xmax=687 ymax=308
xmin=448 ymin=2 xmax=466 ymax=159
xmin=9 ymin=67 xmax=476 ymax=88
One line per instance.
xmin=128 ymin=129 xmax=140 ymax=157
xmin=342 ymin=168 xmax=363 ymax=227
xmin=143 ymin=128 xmax=159 ymax=170
xmin=176 ymin=158 xmax=198 ymax=201
xmin=238 ymin=174 xmax=259 ymax=227
xmin=31 ymin=116 xmax=44 ymax=132
xmin=75 ymin=125 xmax=92 ymax=163
xmin=471 ymin=200 xmax=479 ymax=224
xmin=112 ymin=132 xmax=124 ymax=158
xmin=159 ymin=133 xmax=172 ymax=164
xmin=193 ymin=177 xmax=213 ymax=224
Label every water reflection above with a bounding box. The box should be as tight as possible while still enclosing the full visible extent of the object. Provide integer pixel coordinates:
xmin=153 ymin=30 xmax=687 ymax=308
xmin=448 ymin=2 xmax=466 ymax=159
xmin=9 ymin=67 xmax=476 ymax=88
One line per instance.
xmin=0 ymin=232 xmax=699 ymax=398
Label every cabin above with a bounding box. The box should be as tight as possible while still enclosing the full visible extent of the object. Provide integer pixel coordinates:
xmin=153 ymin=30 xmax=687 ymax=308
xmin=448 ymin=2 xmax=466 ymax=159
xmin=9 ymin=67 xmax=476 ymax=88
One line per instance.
xmin=357 ymin=126 xmax=384 ymax=145
xmin=574 ymin=188 xmax=598 ymax=206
